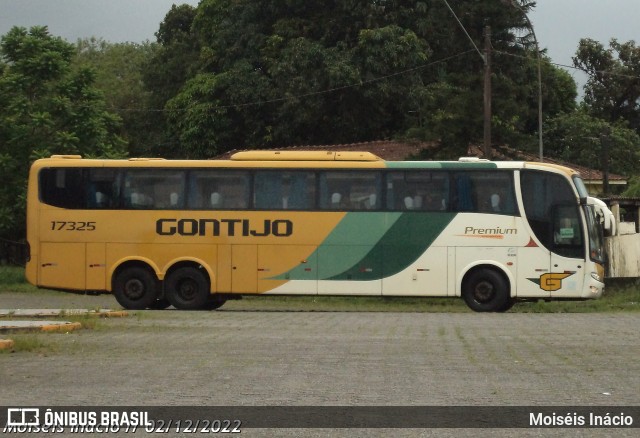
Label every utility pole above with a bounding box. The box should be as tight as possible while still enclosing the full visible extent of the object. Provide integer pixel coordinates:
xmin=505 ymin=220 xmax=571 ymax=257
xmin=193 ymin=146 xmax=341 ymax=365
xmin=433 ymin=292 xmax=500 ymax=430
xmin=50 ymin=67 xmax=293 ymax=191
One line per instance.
xmin=483 ymin=26 xmax=492 ymax=159
xmin=601 ymin=130 xmax=611 ymax=195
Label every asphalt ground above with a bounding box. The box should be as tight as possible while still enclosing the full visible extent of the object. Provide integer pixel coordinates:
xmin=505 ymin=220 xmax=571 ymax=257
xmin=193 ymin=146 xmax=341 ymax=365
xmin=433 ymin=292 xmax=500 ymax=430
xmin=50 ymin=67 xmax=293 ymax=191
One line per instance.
xmin=0 ymin=290 xmax=638 ymax=437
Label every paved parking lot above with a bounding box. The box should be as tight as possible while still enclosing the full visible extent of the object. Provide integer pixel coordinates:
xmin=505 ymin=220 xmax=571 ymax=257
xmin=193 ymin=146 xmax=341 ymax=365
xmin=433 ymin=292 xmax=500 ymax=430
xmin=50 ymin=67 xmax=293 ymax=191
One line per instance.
xmin=1 ymin=291 xmax=638 ymax=436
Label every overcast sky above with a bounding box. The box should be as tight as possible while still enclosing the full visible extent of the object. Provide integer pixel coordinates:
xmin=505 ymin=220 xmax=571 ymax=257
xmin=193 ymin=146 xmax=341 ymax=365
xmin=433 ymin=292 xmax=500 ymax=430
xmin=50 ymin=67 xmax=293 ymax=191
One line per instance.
xmin=1 ymin=0 xmax=638 ymax=95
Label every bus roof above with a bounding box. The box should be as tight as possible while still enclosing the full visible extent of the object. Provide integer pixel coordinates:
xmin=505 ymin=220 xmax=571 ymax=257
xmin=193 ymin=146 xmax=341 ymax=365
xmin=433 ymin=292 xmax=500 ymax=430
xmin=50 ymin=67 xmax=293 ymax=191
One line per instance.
xmin=230 ymin=150 xmax=383 ymax=161
xmin=34 ymin=152 xmax=579 ymax=175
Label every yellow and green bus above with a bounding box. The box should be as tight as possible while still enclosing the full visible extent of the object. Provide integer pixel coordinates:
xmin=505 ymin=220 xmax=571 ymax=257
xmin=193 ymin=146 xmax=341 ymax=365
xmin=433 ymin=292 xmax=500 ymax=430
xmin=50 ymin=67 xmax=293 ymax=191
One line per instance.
xmin=25 ymin=151 xmax=607 ymax=312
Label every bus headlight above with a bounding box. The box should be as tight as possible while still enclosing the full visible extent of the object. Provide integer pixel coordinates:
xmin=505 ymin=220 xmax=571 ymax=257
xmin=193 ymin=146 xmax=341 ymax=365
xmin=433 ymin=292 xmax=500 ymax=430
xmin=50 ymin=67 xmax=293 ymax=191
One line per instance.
xmin=591 ymin=272 xmax=602 ymax=282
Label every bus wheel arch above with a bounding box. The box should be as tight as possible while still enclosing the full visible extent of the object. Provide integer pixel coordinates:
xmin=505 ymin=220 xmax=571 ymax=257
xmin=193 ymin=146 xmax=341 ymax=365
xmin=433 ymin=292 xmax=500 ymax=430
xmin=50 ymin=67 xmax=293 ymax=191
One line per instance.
xmin=461 ymin=265 xmax=512 ymax=312
xmin=164 ymin=262 xmax=212 ymax=310
xmin=112 ymin=262 xmax=159 ymax=310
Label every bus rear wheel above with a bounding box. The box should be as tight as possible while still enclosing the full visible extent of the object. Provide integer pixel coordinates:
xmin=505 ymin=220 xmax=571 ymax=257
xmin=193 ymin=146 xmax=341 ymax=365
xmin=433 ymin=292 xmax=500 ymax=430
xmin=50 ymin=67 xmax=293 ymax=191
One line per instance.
xmin=165 ymin=267 xmax=210 ymax=310
xmin=462 ymin=268 xmax=510 ymax=312
xmin=149 ymin=298 xmax=172 ymax=310
xmin=113 ymin=267 xmax=158 ymax=310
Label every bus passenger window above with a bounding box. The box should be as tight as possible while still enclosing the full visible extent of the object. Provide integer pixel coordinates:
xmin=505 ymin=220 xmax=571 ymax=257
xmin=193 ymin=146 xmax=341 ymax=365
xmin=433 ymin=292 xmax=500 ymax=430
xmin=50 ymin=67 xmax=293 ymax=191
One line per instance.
xmin=187 ymin=171 xmax=250 ymax=210
xmin=452 ymin=172 xmax=515 ymax=214
xmin=87 ymin=168 xmax=119 ymax=209
xmin=254 ymin=171 xmax=315 ymax=210
xmin=320 ymin=171 xmax=380 ymax=210
xmin=386 ymin=171 xmax=449 ymax=212
xmin=39 ymin=168 xmax=84 ymax=209
xmin=123 ymin=170 xmax=185 ymax=209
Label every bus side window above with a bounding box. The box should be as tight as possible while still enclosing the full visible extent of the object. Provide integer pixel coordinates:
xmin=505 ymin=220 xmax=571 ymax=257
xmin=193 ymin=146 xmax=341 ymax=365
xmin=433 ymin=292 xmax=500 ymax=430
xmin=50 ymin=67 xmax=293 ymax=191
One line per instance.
xmin=320 ymin=171 xmax=380 ymax=211
xmin=253 ymin=171 xmax=315 ymax=210
xmin=122 ymin=170 xmax=185 ymax=209
xmin=187 ymin=171 xmax=250 ymax=210
xmin=386 ymin=171 xmax=448 ymax=212
xmin=87 ymin=168 xmax=119 ymax=209
xmin=452 ymin=172 xmax=515 ymax=214
xmin=39 ymin=168 xmax=84 ymax=209
xmin=453 ymin=174 xmax=475 ymax=211
xmin=287 ymin=172 xmax=315 ymax=209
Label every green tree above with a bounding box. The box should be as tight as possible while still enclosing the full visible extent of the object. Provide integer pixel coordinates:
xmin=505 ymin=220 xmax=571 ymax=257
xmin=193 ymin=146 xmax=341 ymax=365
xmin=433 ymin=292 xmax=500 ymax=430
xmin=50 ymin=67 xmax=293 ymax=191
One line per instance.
xmin=74 ymin=38 xmax=159 ymax=156
xmin=143 ymin=4 xmax=201 ymax=157
xmin=544 ymin=109 xmax=640 ymax=177
xmin=163 ymin=0 xmax=577 ymax=158
xmin=574 ymin=38 xmax=640 ymax=133
xmin=0 ymin=26 xmax=125 ymax=239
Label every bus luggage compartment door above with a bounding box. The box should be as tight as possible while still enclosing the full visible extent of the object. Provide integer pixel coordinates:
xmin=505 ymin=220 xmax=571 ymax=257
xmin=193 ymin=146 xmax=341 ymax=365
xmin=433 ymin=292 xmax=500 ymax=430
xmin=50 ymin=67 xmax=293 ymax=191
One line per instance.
xmin=257 ymin=245 xmax=317 ymax=294
xmin=39 ymin=242 xmax=85 ymax=290
xmin=231 ymin=245 xmax=257 ymax=293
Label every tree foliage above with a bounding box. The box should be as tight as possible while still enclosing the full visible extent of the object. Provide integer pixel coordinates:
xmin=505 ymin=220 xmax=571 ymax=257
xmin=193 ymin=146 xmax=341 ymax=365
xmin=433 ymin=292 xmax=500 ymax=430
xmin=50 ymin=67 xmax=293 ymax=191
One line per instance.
xmin=574 ymin=38 xmax=640 ymax=132
xmin=142 ymin=4 xmax=201 ymax=157
xmin=161 ymin=0 xmax=576 ymax=158
xmin=74 ymin=38 xmax=158 ymax=156
xmin=0 ymin=26 xmax=125 ymax=238
xmin=544 ymin=108 xmax=640 ymax=177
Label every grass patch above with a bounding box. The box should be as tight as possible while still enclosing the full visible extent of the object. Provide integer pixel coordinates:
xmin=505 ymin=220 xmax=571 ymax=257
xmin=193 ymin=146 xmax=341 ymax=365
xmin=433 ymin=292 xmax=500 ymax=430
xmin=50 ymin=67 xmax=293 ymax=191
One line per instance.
xmin=0 ymin=265 xmax=32 ymax=292
xmin=514 ymin=280 xmax=640 ymax=313
xmin=2 ymin=266 xmax=639 ymax=313
xmin=0 ymin=334 xmax=51 ymax=354
xmin=226 ymin=295 xmax=470 ymax=312
xmin=59 ymin=314 xmax=102 ymax=330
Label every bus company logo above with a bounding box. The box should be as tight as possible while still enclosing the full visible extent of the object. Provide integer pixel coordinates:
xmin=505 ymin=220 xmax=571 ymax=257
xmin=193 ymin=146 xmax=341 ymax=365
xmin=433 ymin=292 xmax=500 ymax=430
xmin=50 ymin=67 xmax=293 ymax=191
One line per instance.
xmin=156 ymin=218 xmax=293 ymax=237
xmin=528 ymin=272 xmax=575 ymax=292
xmin=7 ymin=408 xmax=39 ymax=426
xmin=458 ymin=226 xmax=517 ymax=239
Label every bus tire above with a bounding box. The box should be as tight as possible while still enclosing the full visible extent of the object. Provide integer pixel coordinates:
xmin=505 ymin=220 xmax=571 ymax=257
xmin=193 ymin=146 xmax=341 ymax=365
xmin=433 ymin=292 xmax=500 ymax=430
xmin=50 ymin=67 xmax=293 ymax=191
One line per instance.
xmin=149 ymin=298 xmax=172 ymax=310
xmin=462 ymin=268 xmax=510 ymax=312
xmin=165 ymin=267 xmax=210 ymax=310
xmin=113 ymin=267 xmax=158 ymax=310
xmin=204 ymin=296 xmax=227 ymax=310
xmin=499 ymin=298 xmax=516 ymax=312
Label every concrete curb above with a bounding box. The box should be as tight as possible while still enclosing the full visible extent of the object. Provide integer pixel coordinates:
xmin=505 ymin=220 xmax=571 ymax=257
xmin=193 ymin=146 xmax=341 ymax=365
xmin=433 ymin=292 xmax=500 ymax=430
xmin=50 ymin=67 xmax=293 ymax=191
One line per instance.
xmin=0 ymin=321 xmax=83 ymax=334
xmin=0 ymin=339 xmax=14 ymax=350
xmin=0 ymin=309 xmax=129 ymax=318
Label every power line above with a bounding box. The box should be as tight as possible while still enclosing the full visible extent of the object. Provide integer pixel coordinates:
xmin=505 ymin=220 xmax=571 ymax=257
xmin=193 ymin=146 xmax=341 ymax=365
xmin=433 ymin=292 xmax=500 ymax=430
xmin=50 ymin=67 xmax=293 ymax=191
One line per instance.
xmin=494 ymin=49 xmax=640 ymax=81
xmin=441 ymin=0 xmax=485 ymax=62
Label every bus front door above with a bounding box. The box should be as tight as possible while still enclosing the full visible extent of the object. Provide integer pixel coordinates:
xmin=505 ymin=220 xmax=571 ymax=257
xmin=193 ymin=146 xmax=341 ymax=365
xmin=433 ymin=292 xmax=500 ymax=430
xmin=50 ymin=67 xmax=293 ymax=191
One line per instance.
xmin=547 ymin=205 xmax=585 ymax=297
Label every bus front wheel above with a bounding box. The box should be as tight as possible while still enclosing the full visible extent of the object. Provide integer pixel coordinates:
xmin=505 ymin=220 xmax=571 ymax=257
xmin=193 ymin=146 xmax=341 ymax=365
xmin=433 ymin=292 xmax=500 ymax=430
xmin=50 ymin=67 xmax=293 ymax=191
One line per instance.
xmin=462 ymin=268 xmax=510 ymax=312
xmin=165 ymin=267 xmax=210 ymax=310
xmin=113 ymin=267 xmax=158 ymax=310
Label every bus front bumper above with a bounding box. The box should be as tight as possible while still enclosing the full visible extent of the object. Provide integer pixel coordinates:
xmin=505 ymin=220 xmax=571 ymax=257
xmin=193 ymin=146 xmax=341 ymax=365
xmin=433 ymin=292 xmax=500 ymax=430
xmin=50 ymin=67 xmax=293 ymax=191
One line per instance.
xmin=585 ymin=271 xmax=605 ymax=299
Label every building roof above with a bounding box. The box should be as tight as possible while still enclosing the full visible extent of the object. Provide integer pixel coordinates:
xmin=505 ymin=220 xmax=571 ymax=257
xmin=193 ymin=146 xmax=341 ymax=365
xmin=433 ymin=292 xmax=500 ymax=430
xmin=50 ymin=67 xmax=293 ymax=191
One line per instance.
xmin=467 ymin=144 xmax=627 ymax=183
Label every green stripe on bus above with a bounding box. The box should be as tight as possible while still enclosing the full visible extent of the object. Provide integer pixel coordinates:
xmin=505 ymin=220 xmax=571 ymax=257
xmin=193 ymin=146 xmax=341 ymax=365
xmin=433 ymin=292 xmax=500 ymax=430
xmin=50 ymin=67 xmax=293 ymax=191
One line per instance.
xmin=272 ymin=213 xmax=402 ymax=280
xmin=274 ymin=212 xmax=456 ymax=282
xmin=325 ymin=212 xmax=457 ymax=281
